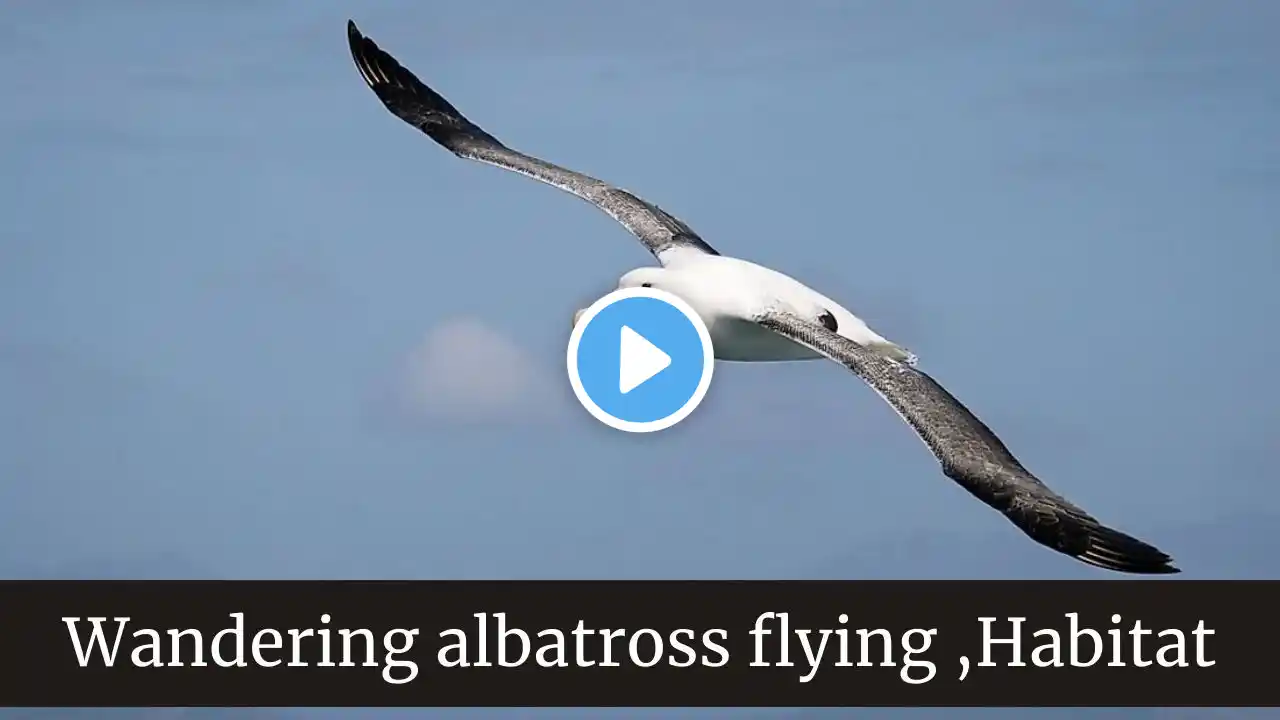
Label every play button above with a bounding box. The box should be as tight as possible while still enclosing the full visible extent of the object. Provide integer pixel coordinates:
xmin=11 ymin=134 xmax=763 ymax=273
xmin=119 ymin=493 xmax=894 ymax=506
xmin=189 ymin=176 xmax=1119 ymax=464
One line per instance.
xmin=618 ymin=325 xmax=671 ymax=394
xmin=567 ymin=286 xmax=715 ymax=433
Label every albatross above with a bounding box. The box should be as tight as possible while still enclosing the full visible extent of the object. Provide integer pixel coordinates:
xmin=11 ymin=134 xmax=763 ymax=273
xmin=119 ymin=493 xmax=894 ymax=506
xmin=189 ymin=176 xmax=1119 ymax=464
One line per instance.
xmin=345 ymin=20 xmax=1179 ymax=575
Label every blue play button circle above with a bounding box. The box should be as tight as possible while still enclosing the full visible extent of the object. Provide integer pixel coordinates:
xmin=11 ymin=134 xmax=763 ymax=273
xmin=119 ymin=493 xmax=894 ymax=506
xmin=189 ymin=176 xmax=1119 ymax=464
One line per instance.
xmin=567 ymin=287 xmax=715 ymax=433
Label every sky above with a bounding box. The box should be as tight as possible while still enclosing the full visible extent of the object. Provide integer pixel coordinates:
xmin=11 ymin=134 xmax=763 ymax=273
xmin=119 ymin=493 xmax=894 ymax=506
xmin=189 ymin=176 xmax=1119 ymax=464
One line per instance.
xmin=1 ymin=0 xmax=1278 ymax=717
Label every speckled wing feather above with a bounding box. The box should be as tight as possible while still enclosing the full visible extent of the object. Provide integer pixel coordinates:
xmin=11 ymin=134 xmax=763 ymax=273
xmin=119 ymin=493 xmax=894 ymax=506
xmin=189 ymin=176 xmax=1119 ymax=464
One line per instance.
xmin=754 ymin=309 xmax=1179 ymax=575
xmin=346 ymin=20 xmax=719 ymax=265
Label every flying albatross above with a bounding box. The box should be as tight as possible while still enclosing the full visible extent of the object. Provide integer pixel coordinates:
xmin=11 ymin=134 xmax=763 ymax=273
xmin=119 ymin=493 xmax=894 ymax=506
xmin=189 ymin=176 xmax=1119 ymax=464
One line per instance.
xmin=345 ymin=20 xmax=1179 ymax=575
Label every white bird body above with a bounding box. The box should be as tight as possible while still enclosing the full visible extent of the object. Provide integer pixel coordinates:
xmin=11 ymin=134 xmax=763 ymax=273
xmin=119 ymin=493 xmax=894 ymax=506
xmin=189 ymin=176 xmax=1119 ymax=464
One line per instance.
xmin=346 ymin=20 xmax=1179 ymax=575
xmin=608 ymin=253 xmax=910 ymax=364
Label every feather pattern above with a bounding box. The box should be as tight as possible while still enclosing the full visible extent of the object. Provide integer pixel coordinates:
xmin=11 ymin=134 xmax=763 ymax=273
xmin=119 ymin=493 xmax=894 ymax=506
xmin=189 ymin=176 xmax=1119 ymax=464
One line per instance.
xmin=346 ymin=21 xmax=719 ymax=265
xmin=754 ymin=309 xmax=1179 ymax=575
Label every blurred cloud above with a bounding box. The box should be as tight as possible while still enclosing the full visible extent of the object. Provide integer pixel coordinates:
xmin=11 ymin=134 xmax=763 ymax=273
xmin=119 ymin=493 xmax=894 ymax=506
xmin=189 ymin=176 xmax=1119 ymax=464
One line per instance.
xmin=384 ymin=317 xmax=563 ymax=425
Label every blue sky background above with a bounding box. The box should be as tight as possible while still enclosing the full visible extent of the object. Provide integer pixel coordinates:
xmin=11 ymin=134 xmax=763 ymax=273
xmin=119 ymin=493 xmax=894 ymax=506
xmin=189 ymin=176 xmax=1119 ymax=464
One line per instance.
xmin=1 ymin=0 xmax=1277 ymax=717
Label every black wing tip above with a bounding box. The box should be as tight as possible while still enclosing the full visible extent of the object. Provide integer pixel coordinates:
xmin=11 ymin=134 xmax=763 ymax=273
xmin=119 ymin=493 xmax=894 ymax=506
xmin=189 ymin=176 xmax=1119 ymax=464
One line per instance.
xmin=347 ymin=19 xmax=366 ymax=52
xmin=346 ymin=19 xmax=377 ymax=79
xmin=345 ymin=19 xmax=405 ymax=90
xmin=343 ymin=19 xmax=498 ymax=149
xmin=346 ymin=20 xmax=385 ymax=76
xmin=1075 ymin=526 xmax=1181 ymax=575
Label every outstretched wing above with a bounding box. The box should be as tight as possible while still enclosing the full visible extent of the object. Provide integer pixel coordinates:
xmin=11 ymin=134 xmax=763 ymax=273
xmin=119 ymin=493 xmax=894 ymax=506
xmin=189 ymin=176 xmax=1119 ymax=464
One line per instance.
xmin=754 ymin=308 xmax=1179 ymax=575
xmin=346 ymin=20 xmax=720 ymax=266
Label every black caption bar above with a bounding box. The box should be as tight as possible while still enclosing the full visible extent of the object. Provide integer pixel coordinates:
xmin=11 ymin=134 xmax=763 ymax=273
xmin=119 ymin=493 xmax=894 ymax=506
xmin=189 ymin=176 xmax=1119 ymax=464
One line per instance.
xmin=1 ymin=580 xmax=1275 ymax=707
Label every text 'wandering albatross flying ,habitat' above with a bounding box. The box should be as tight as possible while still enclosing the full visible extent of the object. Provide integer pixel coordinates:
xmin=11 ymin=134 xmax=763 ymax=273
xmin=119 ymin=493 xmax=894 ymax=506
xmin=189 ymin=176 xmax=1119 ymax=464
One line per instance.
xmin=345 ymin=20 xmax=1179 ymax=575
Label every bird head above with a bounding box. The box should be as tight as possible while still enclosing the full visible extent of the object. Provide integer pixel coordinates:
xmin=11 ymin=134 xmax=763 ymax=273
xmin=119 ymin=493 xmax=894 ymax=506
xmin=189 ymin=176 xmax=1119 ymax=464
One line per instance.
xmin=616 ymin=266 xmax=667 ymax=292
xmin=571 ymin=267 xmax=669 ymax=330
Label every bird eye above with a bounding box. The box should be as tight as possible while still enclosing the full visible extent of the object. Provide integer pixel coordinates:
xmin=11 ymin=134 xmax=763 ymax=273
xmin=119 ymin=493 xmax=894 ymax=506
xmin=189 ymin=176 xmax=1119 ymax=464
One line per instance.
xmin=641 ymin=283 xmax=653 ymax=288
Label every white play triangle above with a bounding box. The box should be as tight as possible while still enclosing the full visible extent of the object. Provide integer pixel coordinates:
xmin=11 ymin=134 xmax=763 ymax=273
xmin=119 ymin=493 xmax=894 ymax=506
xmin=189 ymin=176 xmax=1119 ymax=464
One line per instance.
xmin=618 ymin=325 xmax=671 ymax=394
